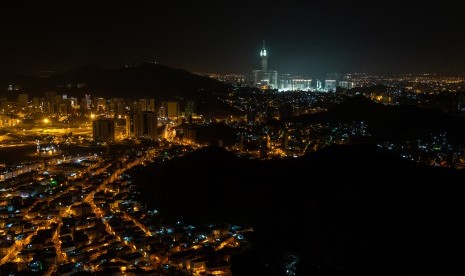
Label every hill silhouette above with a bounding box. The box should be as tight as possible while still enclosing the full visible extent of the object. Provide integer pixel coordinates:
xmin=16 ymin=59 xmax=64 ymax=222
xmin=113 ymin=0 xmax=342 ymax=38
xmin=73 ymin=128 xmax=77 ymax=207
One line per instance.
xmin=0 ymin=63 xmax=228 ymax=99
xmin=294 ymin=95 xmax=465 ymax=143
xmin=135 ymin=144 xmax=465 ymax=274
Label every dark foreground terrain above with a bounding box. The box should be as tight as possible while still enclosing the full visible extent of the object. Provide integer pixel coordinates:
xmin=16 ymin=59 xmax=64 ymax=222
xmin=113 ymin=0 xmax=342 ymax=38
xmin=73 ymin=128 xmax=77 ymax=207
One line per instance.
xmin=135 ymin=145 xmax=465 ymax=275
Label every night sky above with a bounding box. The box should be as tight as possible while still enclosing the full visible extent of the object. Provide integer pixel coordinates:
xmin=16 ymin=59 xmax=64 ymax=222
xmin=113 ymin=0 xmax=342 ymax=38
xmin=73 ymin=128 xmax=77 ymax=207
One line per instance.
xmin=1 ymin=1 xmax=464 ymax=75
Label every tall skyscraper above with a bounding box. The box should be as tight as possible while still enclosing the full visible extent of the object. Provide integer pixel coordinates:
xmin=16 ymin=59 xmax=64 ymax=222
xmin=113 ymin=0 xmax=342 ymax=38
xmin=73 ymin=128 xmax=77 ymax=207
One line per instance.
xmin=260 ymin=43 xmax=268 ymax=72
xmin=159 ymin=101 xmax=180 ymax=119
xmin=96 ymin=98 xmax=106 ymax=112
xmin=185 ymin=101 xmax=196 ymax=118
xmin=18 ymin=93 xmax=28 ymax=107
xmin=138 ymin=99 xmax=147 ymax=112
xmin=81 ymin=94 xmax=92 ymax=110
xmin=32 ymin=97 xmax=40 ymax=108
xmin=126 ymin=113 xmax=137 ymax=138
xmin=148 ymin=99 xmax=156 ymax=112
xmin=137 ymin=111 xmax=157 ymax=140
xmin=93 ymin=119 xmax=115 ymax=143
xmin=126 ymin=111 xmax=158 ymax=140
xmin=253 ymin=41 xmax=278 ymax=90
xmin=167 ymin=101 xmax=180 ymax=119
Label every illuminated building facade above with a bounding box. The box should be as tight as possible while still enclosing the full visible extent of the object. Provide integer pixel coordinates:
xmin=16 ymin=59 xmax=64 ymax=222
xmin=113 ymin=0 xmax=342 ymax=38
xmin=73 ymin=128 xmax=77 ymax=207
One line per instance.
xmin=137 ymin=98 xmax=155 ymax=112
xmin=278 ymin=74 xmax=313 ymax=91
xmin=253 ymin=41 xmax=278 ymax=89
xmin=126 ymin=111 xmax=158 ymax=140
xmin=159 ymin=101 xmax=180 ymax=119
xmin=338 ymin=81 xmax=354 ymax=89
xmin=325 ymin=80 xmax=337 ymax=92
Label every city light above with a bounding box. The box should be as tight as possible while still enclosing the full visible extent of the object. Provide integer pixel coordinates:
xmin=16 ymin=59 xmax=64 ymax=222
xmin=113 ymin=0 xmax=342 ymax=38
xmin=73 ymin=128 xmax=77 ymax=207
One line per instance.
xmin=0 ymin=3 xmax=464 ymax=274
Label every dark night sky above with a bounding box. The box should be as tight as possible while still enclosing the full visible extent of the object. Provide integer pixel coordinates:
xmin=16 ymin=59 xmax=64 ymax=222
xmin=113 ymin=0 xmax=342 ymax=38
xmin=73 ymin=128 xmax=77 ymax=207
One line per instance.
xmin=1 ymin=1 xmax=464 ymax=76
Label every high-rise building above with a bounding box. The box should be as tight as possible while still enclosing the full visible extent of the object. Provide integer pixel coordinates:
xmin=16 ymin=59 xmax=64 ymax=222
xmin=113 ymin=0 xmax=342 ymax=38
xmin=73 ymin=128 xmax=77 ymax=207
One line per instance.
xmin=253 ymin=41 xmax=278 ymax=90
xmin=278 ymin=74 xmax=292 ymax=91
xmin=325 ymin=80 xmax=337 ymax=92
xmin=185 ymin=101 xmax=196 ymax=118
xmin=32 ymin=97 xmax=40 ymax=108
xmin=58 ymin=100 xmax=71 ymax=114
xmin=148 ymin=99 xmax=156 ymax=112
xmin=159 ymin=104 xmax=167 ymax=118
xmin=126 ymin=111 xmax=157 ymax=140
xmin=109 ymin=98 xmax=125 ymax=118
xmin=93 ymin=119 xmax=115 ymax=143
xmin=69 ymin=97 xmax=79 ymax=109
xmin=126 ymin=113 xmax=137 ymax=138
xmin=338 ymin=81 xmax=354 ymax=89
xmin=138 ymin=99 xmax=147 ymax=112
xmin=260 ymin=43 xmax=268 ymax=72
xmin=160 ymin=101 xmax=180 ymax=119
xmin=81 ymin=94 xmax=92 ymax=110
xmin=136 ymin=98 xmax=156 ymax=112
xmin=138 ymin=111 xmax=157 ymax=140
xmin=18 ymin=94 xmax=28 ymax=107
xmin=96 ymin=98 xmax=106 ymax=112
xmin=167 ymin=101 xmax=180 ymax=119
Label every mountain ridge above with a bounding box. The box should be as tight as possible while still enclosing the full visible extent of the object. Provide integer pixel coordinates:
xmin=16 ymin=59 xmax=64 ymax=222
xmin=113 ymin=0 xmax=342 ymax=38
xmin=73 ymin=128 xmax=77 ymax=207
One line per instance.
xmin=0 ymin=63 xmax=228 ymax=99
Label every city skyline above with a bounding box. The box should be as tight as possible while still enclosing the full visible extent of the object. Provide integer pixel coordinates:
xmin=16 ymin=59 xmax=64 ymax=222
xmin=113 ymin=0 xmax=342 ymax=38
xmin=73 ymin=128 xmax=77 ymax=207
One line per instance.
xmin=2 ymin=1 xmax=465 ymax=274
xmin=1 ymin=1 xmax=464 ymax=75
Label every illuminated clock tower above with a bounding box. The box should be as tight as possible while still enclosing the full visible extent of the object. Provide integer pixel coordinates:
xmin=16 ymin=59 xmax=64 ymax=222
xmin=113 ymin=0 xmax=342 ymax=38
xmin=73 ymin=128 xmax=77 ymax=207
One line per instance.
xmin=253 ymin=40 xmax=278 ymax=90
xmin=260 ymin=40 xmax=268 ymax=72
